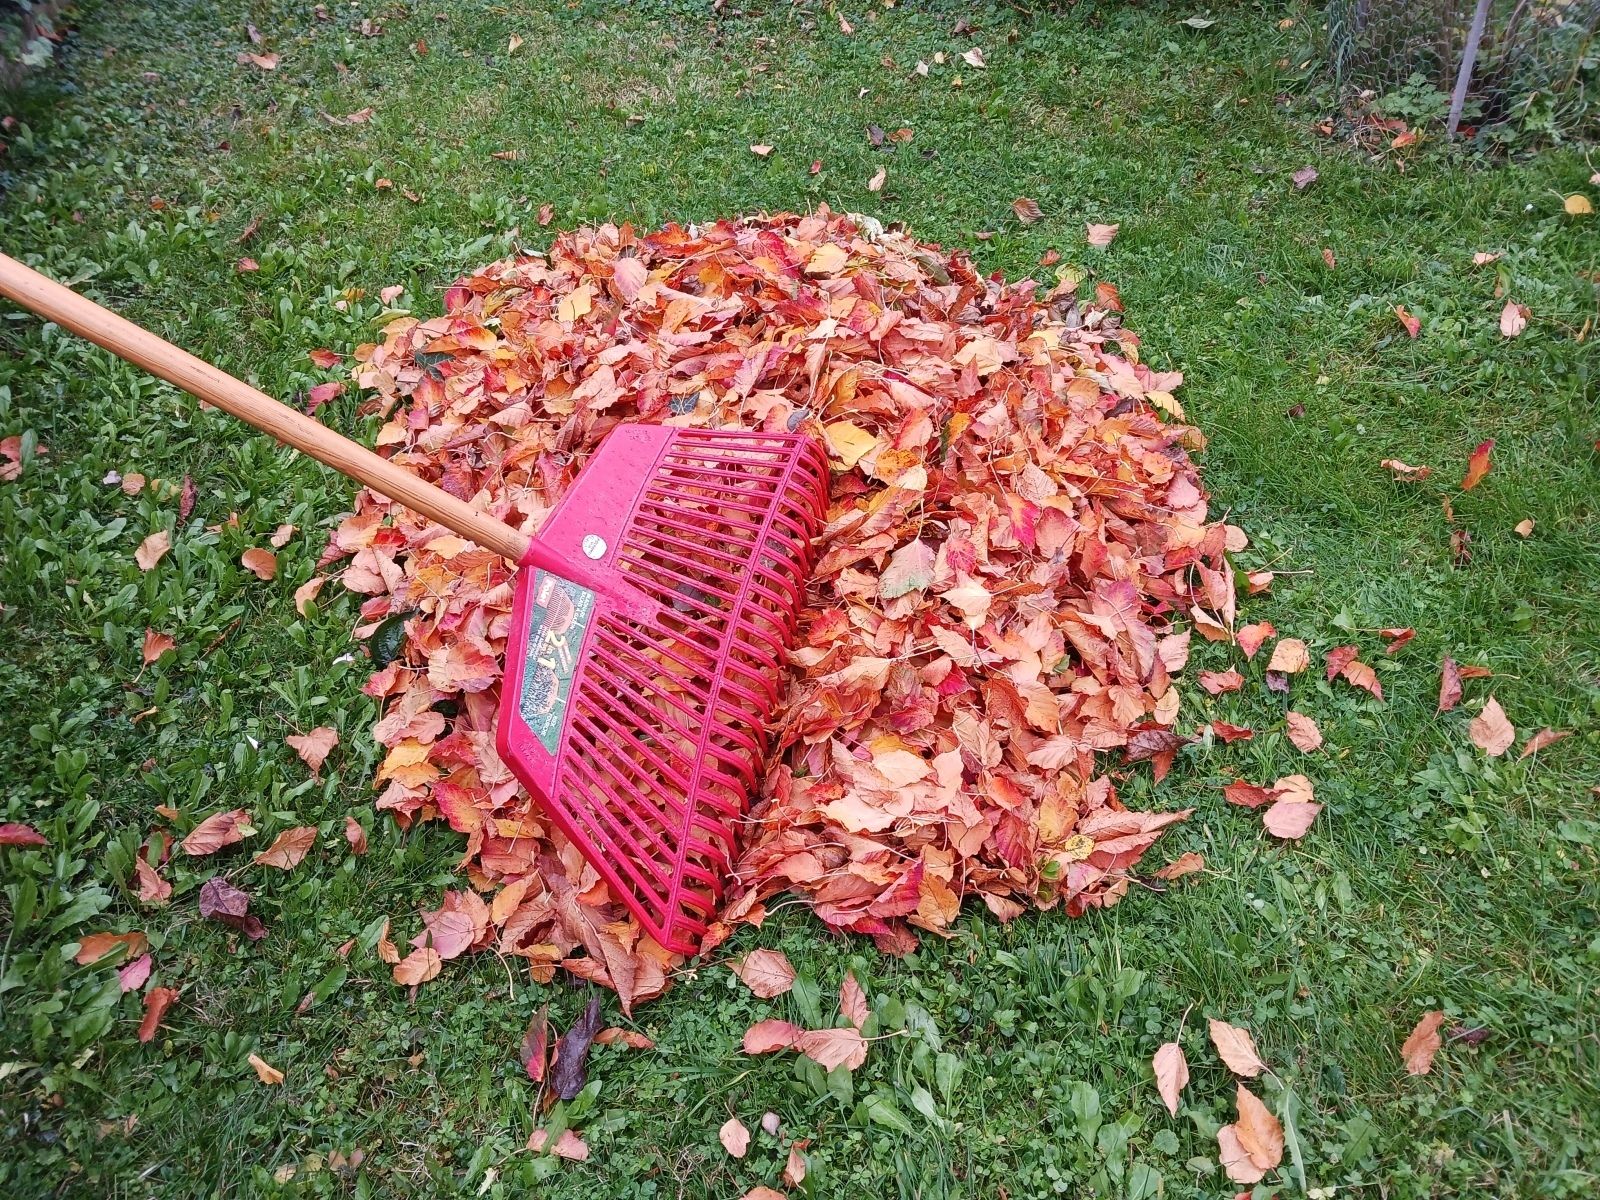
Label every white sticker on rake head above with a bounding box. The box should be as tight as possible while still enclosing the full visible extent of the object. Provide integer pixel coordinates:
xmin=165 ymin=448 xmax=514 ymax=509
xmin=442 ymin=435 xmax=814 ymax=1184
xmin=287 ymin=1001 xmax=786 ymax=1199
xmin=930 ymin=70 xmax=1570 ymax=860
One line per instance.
xmin=519 ymin=571 xmax=596 ymax=754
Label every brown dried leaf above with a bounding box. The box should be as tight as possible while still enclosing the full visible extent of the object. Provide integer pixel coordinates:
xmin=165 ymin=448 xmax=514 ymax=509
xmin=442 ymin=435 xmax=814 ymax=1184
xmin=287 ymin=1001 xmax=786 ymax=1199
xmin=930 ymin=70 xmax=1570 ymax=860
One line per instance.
xmin=1208 ymin=1018 xmax=1266 ymax=1078
xmin=729 ymin=948 xmax=796 ymax=998
xmin=839 ymin=970 xmax=871 ymax=1029
xmin=393 ymin=947 xmax=442 ymax=986
xmin=241 ymin=547 xmax=278 ymax=580
xmin=253 ymin=826 xmax=317 ymax=870
xmin=1402 ymin=1009 xmax=1446 ymax=1075
xmin=181 ymin=808 xmax=254 ymax=856
xmin=135 ymin=530 xmax=171 ymax=571
xmin=1468 ymin=696 xmax=1514 ymax=757
xmin=286 ymin=726 xmax=339 ymax=777
xmin=742 ymin=1019 xmax=802 ymax=1055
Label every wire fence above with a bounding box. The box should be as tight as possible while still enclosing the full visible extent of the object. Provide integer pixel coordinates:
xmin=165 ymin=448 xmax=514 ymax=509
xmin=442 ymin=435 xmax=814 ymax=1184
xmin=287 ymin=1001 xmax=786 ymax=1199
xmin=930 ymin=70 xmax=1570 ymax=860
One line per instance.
xmin=1323 ymin=0 xmax=1600 ymax=142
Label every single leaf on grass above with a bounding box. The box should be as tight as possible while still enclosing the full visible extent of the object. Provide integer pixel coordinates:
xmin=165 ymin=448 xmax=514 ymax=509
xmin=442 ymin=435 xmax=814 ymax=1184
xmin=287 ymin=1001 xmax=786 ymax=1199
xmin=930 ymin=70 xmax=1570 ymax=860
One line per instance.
xmin=199 ymin=877 xmax=265 ymax=940
xmin=730 ymin=948 xmax=796 ymax=997
xmin=741 ymin=1190 xmax=786 ymax=1200
xmin=393 ymin=947 xmax=442 ymax=986
xmin=135 ymin=530 xmax=171 ymax=571
xmin=286 ymin=726 xmax=339 ymax=777
xmin=141 ymin=629 xmax=176 ymax=665
xmin=270 ymin=523 xmax=296 ymax=548
xmin=1198 ymin=668 xmax=1244 ymax=695
xmin=375 ymin=917 xmax=400 ymax=964
xmin=1233 ymin=1083 xmax=1284 ymax=1173
xmin=1461 ymin=439 xmax=1494 ymax=490
xmin=1499 ymin=300 xmax=1528 ymax=338
xmin=293 ymin=575 xmax=326 ymax=615
xmin=1263 ymin=798 xmax=1321 ymax=840
xmin=119 ymin=953 xmax=153 ymax=992
xmin=134 ymin=856 xmax=172 ymax=903
xmin=1379 ymin=627 xmax=1415 ymax=653
xmin=1519 ymin=728 xmax=1570 ymax=759
xmin=306 ymin=381 xmax=344 ymax=414
xmin=839 ymin=970 xmax=870 ymax=1029
xmin=344 ymin=816 xmax=367 ymax=854
xmin=138 ymin=986 xmax=178 ymax=1043
xmin=1208 ymin=1018 xmax=1266 ymax=1077
xmin=520 ymin=1003 xmax=550 ymax=1083
xmin=1565 ymin=193 xmax=1594 ymax=215
xmin=1236 ymin=621 xmax=1276 ymax=658
xmin=241 ymin=547 xmax=277 ymax=580
xmin=237 ymin=51 xmax=279 ymax=69
xmin=594 ymin=1027 xmax=655 ymax=1049
xmin=1011 ymin=197 xmax=1042 ymax=224
xmin=719 ymin=1116 xmax=751 ymax=1158
xmin=0 ymin=822 xmax=47 ymax=846
xmin=1153 ymin=1041 xmax=1188 ymax=1116
xmin=75 ymin=931 xmax=148 ymax=964
xmin=1284 ymin=711 xmax=1322 ymax=752
xmin=527 ymin=1128 xmax=589 ymax=1160
xmin=253 ymin=826 xmax=317 ymax=870
xmin=867 ymin=166 xmax=887 ymax=193
xmin=749 ymin=143 xmax=773 ymax=157
xmin=1514 ymin=518 xmax=1534 ymax=536
xmin=1402 ymin=1010 xmax=1446 ymax=1075
xmin=1393 ymin=305 xmax=1420 ymax=338
xmin=308 ymin=348 xmax=341 ymax=369
xmin=742 ymin=1019 xmax=802 ymax=1054
xmin=248 ymin=1052 xmax=284 ymax=1085
xmin=182 ymin=808 xmax=253 ymax=855
xmin=1382 ymin=457 xmax=1432 ymax=479
xmin=961 ymin=46 xmax=986 ymax=67
xmin=1468 ymin=696 xmax=1514 ymax=756
xmin=1438 ymin=656 xmax=1463 ymax=712
xmin=1086 ymin=222 xmax=1119 ymax=247
xmin=550 ymin=996 xmax=603 ymax=1099
xmin=1266 ymin=637 xmax=1309 ymax=675
xmin=784 ymin=1142 xmax=808 ymax=1186
xmin=1154 ymin=851 xmax=1204 ymax=881
xmin=795 ymin=1025 xmax=868 ymax=1071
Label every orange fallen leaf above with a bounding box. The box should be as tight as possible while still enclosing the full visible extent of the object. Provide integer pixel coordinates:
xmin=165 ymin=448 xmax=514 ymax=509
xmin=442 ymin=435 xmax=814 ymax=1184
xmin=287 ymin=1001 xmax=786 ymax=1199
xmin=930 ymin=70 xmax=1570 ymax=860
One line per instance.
xmin=729 ymin=948 xmax=796 ymax=998
xmin=1153 ymin=1041 xmax=1188 ymax=1116
xmin=252 ymin=825 xmax=317 ymax=870
xmin=181 ymin=808 xmax=254 ymax=856
xmin=1461 ymin=439 xmax=1494 ymax=490
xmin=1393 ymin=305 xmax=1420 ymax=338
xmin=1381 ymin=458 xmax=1431 ymax=480
xmin=135 ymin=530 xmax=171 ymax=571
xmin=240 ymin=547 xmax=277 ymax=580
xmin=141 ymin=628 xmax=176 ymax=665
xmin=293 ymin=575 xmax=326 ymax=616
xmin=247 ymin=1052 xmax=284 ymax=1085
xmin=1208 ymin=1018 xmax=1266 ymax=1078
xmin=742 ymin=1019 xmax=802 ymax=1054
xmin=1153 ymin=851 xmax=1204 ymax=881
xmin=1265 ymin=637 xmax=1309 ymax=675
xmin=1262 ymin=798 xmax=1321 ymax=840
xmin=795 ymin=1025 xmax=868 ymax=1071
xmin=1468 ymin=696 xmax=1514 ymax=756
xmin=1233 ymin=1083 xmax=1284 ymax=1173
xmin=286 ymin=726 xmax=339 ymax=777
xmin=839 ymin=970 xmax=870 ymax=1029
xmin=345 ymin=816 xmax=368 ymax=855
xmin=1518 ymin=727 xmax=1570 ymax=759
xmin=138 ymin=986 xmax=178 ymax=1043
xmin=75 ymin=931 xmax=148 ymax=965
xmin=867 ymin=166 xmax=887 ymax=193
xmin=1402 ymin=1009 xmax=1446 ymax=1075
xmin=393 ymin=947 xmax=442 ymax=986
xmin=1284 ymin=711 xmax=1322 ymax=752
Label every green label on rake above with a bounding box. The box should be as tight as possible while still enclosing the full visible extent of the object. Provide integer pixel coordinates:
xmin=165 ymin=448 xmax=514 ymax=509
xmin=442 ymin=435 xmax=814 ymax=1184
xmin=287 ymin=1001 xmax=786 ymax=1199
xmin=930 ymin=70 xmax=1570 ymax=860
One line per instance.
xmin=520 ymin=571 xmax=595 ymax=754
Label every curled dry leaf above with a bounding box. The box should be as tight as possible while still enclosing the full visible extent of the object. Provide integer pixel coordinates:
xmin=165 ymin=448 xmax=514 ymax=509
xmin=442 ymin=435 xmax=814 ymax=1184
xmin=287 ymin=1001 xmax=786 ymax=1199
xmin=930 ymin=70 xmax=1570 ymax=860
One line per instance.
xmin=248 ymin=1052 xmax=284 ymax=1085
xmin=344 ymin=816 xmax=368 ymax=855
xmin=1499 ymin=300 xmax=1528 ymax=338
xmin=1152 ymin=1041 xmax=1188 ymax=1116
xmin=181 ymin=808 xmax=253 ymax=856
xmin=1265 ymin=637 xmax=1309 ymax=675
xmin=550 ymin=996 xmax=603 ymax=1100
xmin=1153 ymin=851 xmax=1204 ymax=881
xmin=240 ymin=547 xmax=278 ymax=580
xmin=961 ymin=46 xmax=986 ymax=68
xmin=1437 ymin=655 xmax=1463 ymax=713
xmin=286 ymin=726 xmax=339 ymax=777
xmin=1519 ymin=727 xmax=1570 ymax=759
xmin=1284 ymin=711 xmax=1322 ymax=752
xmin=1514 ymin=518 xmax=1534 ymax=537
xmin=1012 ymin=197 xmax=1043 ymax=225
xmin=1468 ymin=696 xmax=1514 ymax=757
xmin=270 ymin=523 xmax=296 ymax=548
xmin=135 ymin=530 xmax=171 ymax=571
xmin=253 ymin=825 xmax=317 ymax=870
xmin=199 ymin=876 xmax=265 ymax=940
xmin=729 ymin=948 xmax=797 ymax=998
xmin=839 ymin=970 xmax=870 ymax=1029
xmin=237 ymin=51 xmax=279 ymax=70
xmin=138 ymin=986 xmax=178 ymax=1043
xmin=1393 ymin=304 xmax=1421 ymax=338
xmin=719 ymin=1116 xmax=751 ymax=1159
xmin=1563 ymin=193 xmax=1593 ymax=215
xmin=594 ymin=1027 xmax=655 ymax=1049
xmin=1085 ymin=222 xmax=1119 ymax=247
xmin=1402 ymin=1009 xmax=1446 ymax=1075
xmin=1208 ymin=1018 xmax=1266 ymax=1078
xmin=1381 ymin=458 xmax=1431 ymax=480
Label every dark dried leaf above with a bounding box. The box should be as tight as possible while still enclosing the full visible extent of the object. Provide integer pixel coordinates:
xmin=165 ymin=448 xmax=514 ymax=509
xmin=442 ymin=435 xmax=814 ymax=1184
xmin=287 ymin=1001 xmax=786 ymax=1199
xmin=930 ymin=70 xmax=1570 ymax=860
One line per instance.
xmin=550 ymin=996 xmax=602 ymax=1100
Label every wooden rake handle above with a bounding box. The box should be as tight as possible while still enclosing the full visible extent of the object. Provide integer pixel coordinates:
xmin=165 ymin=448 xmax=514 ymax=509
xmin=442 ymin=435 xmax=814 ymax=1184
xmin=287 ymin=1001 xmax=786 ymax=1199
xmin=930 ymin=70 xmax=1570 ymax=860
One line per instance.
xmin=0 ymin=253 xmax=533 ymax=564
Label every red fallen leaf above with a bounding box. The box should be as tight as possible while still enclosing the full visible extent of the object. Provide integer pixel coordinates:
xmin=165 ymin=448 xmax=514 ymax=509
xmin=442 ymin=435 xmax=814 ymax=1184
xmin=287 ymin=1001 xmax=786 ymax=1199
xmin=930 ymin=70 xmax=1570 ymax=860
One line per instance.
xmin=1284 ymin=711 xmax=1323 ymax=752
xmin=1450 ymin=1023 xmax=1491 ymax=1046
xmin=178 ymin=474 xmax=196 ymax=521
xmin=783 ymin=1141 xmax=809 ymax=1186
xmin=236 ymin=257 xmax=260 ymax=273
xmin=138 ymin=986 xmax=178 ymax=1043
xmin=1209 ymin=721 xmax=1254 ymax=743
xmin=240 ymin=547 xmax=277 ymax=580
xmin=742 ymin=1019 xmax=803 ymax=1055
xmin=1012 ymin=197 xmax=1043 ymax=225
xmin=520 ymin=1003 xmax=550 ymax=1082
xmin=1402 ymin=1010 xmax=1446 ymax=1075
xmin=306 ymin=381 xmax=344 ymax=414
xmin=1039 ymin=248 xmax=1060 ymax=266
xmin=1381 ymin=457 xmax=1432 ymax=480
xmin=1338 ymin=658 xmax=1383 ymax=699
xmin=719 ymin=1116 xmax=751 ymax=1158
xmin=1153 ymin=1041 xmax=1188 ymax=1116
xmin=141 ymin=628 xmax=176 ymax=665
xmin=293 ymin=575 xmax=326 ymax=616
xmin=1438 ymin=656 xmax=1463 ymax=712
xmin=1519 ymin=727 xmax=1570 ymax=759
xmin=839 ymin=970 xmax=870 ymax=1029
xmin=134 ymin=856 xmax=172 ymax=903
xmin=1198 ymin=668 xmax=1244 ymax=695
xmin=1224 ymin=780 xmax=1277 ymax=809
xmin=1235 ymin=621 xmax=1276 ymax=658
xmin=1321 ymin=247 xmax=1336 ymax=269
xmin=732 ymin=947 xmax=793 ymax=998
xmin=252 ymin=825 xmax=317 ymax=870
xmin=344 ymin=816 xmax=368 ymax=854
xmin=0 ymin=822 xmax=47 ymax=847
xmin=810 ymin=159 xmax=823 ymax=175
xmin=1324 ymin=644 xmax=1359 ymax=680
xmin=1265 ymin=637 xmax=1309 ymax=675
xmin=1246 ymin=570 xmax=1274 ymax=594
xmin=1393 ymin=304 xmax=1421 ymax=338
xmin=1458 ymin=662 xmax=1493 ymax=679
xmin=286 ymin=726 xmax=339 ymax=777
xmin=1461 ymin=439 xmax=1493 ymax=490
xmin=537 ymin=203 xmax=554 ymax=226
xmin=181 ymin=808 xmax=253 ymax=856
xmin=1468 ymin=696 xmax=1514 ymax=756
xmin=1379 ymin=627 xmax=1415 ymax=653
xmin=795 ymin=1026 xmax=868 ymax=1071
xmin=528 ymin=1128 xmax=589 ymax=1160
xmin=198 ymin=876 xmax=266 ymax=940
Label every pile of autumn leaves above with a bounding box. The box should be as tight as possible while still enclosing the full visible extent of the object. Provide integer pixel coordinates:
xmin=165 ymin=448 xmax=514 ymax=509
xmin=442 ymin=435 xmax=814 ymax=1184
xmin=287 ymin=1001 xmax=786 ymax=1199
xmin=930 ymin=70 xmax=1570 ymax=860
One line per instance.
xmin=327 ymin=206 xmax=1241 ymax=1005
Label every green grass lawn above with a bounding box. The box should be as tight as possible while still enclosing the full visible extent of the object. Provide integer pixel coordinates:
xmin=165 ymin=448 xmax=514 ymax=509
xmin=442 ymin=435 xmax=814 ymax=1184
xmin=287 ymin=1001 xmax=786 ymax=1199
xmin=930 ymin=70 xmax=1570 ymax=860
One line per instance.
xmin=3 ymin=1 xmax=1598 ymax=1197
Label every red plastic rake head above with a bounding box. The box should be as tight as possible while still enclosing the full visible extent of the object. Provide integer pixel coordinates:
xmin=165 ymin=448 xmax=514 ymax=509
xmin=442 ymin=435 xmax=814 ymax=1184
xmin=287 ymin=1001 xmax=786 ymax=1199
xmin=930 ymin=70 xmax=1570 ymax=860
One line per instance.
xmin=498 ymin=425 xmax=829 ymax=953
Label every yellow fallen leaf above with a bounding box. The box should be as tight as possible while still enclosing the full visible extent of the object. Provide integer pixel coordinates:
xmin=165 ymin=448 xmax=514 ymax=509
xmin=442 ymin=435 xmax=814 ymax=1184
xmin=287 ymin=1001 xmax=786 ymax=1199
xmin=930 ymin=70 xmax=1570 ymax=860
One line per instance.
xmin=248 ymin=1052 xmax=284 ymax=1085
xmin=1563 ymin=193 xmax=1592 ymax=215
xmin=823 ymin=420 xmax=878 ymax=469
